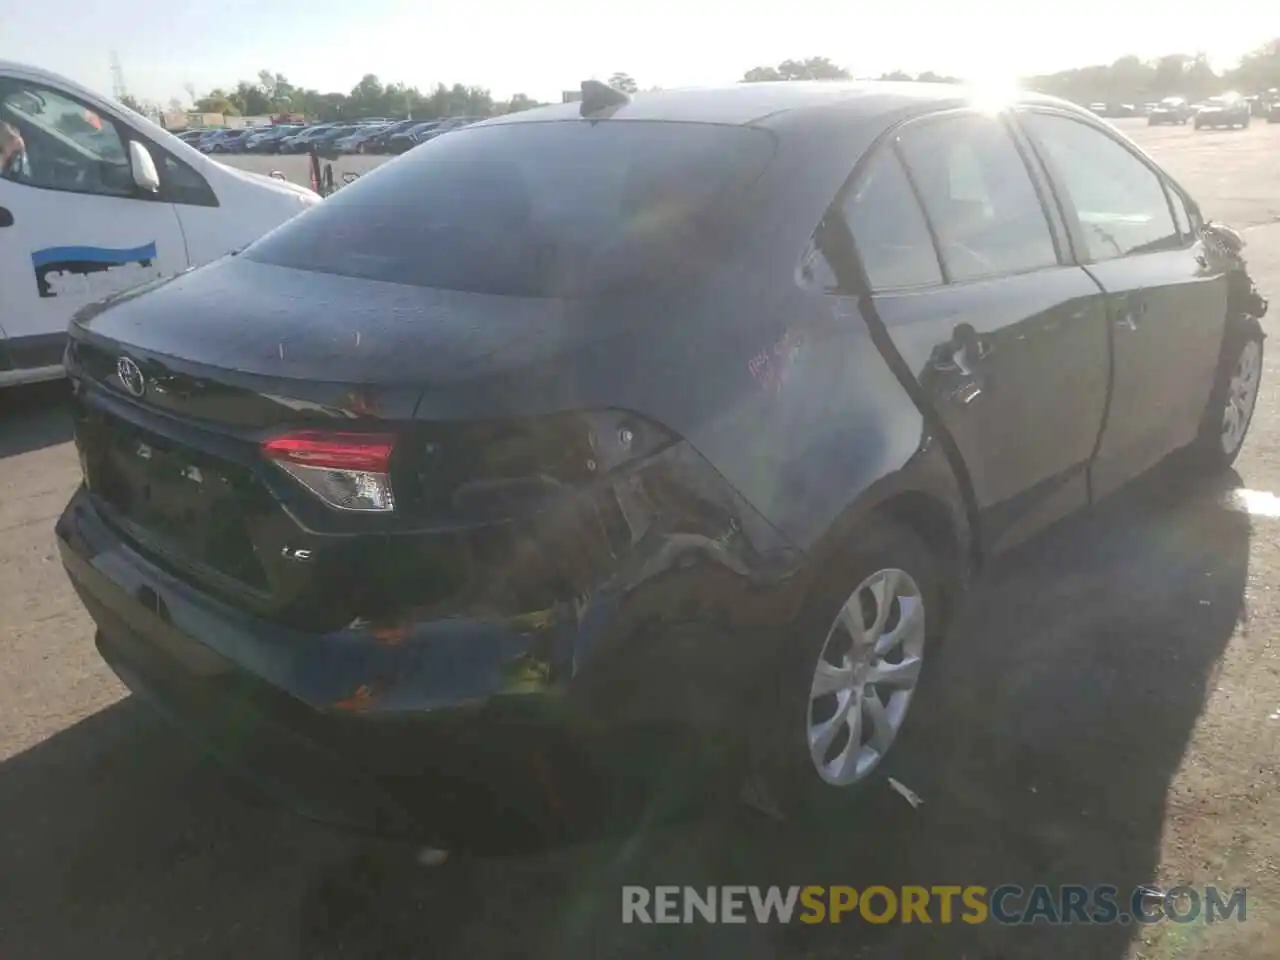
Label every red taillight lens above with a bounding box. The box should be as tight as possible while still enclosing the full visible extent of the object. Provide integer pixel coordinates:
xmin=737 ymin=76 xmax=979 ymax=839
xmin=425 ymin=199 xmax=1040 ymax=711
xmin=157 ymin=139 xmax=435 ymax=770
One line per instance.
xmin=261 ymin=431 xmax=396 ymax=512
xmin=262 ymin=432 xmax=394 ymax=471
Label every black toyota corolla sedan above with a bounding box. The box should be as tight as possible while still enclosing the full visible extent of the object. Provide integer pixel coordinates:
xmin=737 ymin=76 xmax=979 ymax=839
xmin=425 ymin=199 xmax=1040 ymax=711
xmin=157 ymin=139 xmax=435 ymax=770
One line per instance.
xmin=58 ymin=80 xmax=1267 ymax=848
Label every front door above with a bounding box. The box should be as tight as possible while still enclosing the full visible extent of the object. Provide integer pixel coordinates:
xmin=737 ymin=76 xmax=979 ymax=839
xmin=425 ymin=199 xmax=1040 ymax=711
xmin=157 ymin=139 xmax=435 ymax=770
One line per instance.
xmin=839 ymin=110 xmax=1112 ymax=553
xmin=1019 ymin=110 xmax=1229 ymax=498
xmin=0 ymin=74 xmax=188 ymax=374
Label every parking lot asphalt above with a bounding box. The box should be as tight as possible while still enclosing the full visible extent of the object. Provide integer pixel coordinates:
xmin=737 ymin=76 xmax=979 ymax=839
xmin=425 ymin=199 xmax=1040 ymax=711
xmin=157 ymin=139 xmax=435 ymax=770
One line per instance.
xmin=1 ymin=119 xmax=1279 ymax=959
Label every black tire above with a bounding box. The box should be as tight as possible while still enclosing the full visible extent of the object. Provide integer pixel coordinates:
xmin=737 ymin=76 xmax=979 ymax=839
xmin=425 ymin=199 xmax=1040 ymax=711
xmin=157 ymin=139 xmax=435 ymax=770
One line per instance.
xmin=1190 ymin=320 xmax=1265 ymax=471
xmin=744 ymin=518 xmax=953 ymax=823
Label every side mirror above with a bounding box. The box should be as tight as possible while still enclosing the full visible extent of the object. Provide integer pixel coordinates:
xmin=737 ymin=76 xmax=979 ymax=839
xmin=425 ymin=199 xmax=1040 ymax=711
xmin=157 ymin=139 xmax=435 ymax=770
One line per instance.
xmin=128 ymin=140 xmax=160 ymax=193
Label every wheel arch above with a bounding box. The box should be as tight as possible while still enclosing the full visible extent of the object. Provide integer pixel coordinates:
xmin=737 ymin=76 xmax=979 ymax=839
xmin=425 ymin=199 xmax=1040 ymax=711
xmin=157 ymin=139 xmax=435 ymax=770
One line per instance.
xmin=802 ymin=443 xmax=978 ymax=627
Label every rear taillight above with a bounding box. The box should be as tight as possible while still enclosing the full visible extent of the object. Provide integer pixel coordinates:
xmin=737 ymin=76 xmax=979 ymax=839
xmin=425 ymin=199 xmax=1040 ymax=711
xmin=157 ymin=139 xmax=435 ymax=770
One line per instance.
xmin=261 ymin=431 xmax=396 ymax=512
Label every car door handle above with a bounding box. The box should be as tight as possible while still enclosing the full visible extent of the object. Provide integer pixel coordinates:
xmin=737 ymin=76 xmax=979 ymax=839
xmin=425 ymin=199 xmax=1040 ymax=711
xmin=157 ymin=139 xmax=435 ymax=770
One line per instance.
xmin=0 ymin=206 xmax=13 ymax=228
xmin=931 ymin=323 xmax=990 ymax=372
xmin=930 ymin=323 xmax=991 ymax=403
xmin=1115 ymin=297 xmax=1148 ymax=332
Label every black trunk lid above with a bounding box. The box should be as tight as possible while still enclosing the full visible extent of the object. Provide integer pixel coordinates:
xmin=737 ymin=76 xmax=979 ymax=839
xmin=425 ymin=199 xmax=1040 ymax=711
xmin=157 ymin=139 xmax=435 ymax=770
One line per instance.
xmin=64 ymin=256 xmax=646 ymax=631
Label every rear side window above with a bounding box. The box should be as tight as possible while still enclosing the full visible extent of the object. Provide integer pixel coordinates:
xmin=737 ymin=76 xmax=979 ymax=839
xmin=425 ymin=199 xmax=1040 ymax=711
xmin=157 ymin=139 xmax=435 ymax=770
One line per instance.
xmin=841 ymin=148 xmax=942 ymax=290
xmin=245 ymin=120 xmax=775 ymax=298
xmin=1021 ymin=112 xmax=1180 ymax=261
xmin=896 ymin=115 xmax=1058 ymax=282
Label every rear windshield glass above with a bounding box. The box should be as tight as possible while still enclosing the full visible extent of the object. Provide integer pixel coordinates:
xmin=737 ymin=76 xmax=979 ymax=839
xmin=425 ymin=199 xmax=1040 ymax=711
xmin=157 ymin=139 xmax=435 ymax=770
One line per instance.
xmin=244 ymin=120 xmax=776 ymax=297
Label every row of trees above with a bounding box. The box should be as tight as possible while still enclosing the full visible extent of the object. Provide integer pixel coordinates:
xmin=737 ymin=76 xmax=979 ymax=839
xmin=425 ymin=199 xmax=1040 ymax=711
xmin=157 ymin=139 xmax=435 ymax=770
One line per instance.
xmin=152 ymin=71 xmax=542 ymax=122
xmin=135 ymin=40 xmax=1280 ymax=126
xmin=740 ymin=56 xmax=962 ymax=85
xmin=739 ymin=41 xmax=1280 ymax=103
xmin=1027 ymin=43 xmax=1280 ymax=103
xmin=131 ymin=69 xmax=650 ymax=124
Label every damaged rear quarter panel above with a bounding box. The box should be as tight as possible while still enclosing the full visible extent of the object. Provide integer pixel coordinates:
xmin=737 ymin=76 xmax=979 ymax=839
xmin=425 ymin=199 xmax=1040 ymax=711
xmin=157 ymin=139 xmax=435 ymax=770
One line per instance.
xmin=682 ymin=292 xmax=934 ymax=551
xmin=665 ymin=103 xmax=974 ymax=559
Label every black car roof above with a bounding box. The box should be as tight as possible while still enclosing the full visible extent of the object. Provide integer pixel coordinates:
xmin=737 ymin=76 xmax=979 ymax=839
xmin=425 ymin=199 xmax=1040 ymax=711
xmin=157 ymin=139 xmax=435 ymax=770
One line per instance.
xmin=477 ymin=81 xmax=1073 ymax=129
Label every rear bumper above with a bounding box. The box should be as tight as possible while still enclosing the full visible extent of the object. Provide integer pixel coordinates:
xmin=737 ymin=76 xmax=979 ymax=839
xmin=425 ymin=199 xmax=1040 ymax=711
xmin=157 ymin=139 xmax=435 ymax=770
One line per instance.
xmin=57 ymin=487 xmax=612 ymax=845
xmin=57 ymin=484 xmax=777 ymax=844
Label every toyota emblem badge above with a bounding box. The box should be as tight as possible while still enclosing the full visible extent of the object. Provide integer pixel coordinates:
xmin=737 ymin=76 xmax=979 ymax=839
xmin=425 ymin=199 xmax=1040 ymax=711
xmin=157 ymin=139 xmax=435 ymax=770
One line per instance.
xmin=117 ymin=356 xmax=145 ymax=397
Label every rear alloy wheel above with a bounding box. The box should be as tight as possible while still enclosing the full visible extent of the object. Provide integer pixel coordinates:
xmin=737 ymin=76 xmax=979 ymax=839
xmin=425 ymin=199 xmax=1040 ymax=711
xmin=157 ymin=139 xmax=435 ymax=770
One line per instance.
xmin=1220 ymin=338 xmax=1263 ymax=459
xmin=806 ymin=568 xmax=926 ymax=786
xmin=1193 ymin=324 xmax=1264 ymax=470
xmin=745 ymin=520 xmax=948 ymax=821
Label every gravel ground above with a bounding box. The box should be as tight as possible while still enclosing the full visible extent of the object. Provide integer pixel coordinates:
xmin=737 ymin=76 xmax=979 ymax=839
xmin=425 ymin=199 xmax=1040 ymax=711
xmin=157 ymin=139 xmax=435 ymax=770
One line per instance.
xmin=1 ymin=118 xmax=1278 ymax=960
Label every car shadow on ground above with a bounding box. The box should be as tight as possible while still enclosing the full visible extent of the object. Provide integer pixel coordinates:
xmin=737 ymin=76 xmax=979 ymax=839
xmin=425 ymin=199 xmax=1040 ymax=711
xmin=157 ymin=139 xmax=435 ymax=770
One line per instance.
xmin=0 ymin=461 xmax=1251 ymax=959
xmin=0 ymin=380 xmax=73 ymax=458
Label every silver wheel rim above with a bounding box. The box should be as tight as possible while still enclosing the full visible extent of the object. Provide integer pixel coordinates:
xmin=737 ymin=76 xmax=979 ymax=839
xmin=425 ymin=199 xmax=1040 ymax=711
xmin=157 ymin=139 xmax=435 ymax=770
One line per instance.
xmin=807 ymin=567 xmax=926 ymax=787
xmin=1221 ymin=339 xmax=1261 ymax=455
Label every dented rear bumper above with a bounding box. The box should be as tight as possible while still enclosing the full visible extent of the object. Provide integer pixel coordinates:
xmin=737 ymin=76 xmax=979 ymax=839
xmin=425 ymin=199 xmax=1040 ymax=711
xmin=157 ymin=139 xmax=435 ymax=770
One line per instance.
xmin=57 ymin=474 xmax=803 ymax=846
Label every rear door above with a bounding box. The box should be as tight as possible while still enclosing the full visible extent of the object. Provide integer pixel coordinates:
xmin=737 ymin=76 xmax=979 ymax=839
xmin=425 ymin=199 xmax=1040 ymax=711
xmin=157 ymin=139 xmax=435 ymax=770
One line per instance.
xmin=0 ymin=74 xmax=189 ymax=375
xmin=1019 ymin=109 xmax=1228 ymax=499
xmin=838 ymin=110 xmax=1112 ymax=552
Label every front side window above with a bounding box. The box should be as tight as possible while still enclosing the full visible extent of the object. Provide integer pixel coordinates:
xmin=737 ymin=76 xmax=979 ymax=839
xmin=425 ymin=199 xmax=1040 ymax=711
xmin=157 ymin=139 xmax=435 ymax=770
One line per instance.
xmin=154 ymin=147 xmax=217 ymax=206
xmin=0 ymin=79 xmax=133 ymax=197
xmin=840 ymin=147 xmax=943 ymax=291
xmin=896 ymin=115 xmax=1059 ymax=282
xmin=1021 ymin=112 xmax=1180 ymax=261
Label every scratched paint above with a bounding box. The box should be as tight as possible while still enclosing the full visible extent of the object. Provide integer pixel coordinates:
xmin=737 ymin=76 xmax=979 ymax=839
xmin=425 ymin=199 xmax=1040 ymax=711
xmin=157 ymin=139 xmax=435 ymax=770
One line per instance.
xmin=749 ymin=328 xmax=806 ymax=393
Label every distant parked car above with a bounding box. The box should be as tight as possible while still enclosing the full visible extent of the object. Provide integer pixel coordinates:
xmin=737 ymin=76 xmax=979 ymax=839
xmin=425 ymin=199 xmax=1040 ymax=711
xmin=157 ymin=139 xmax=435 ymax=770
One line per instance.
xmin=1148 ymin=96 xmax=1192 ymax=125
xmin=309 ymin=124 xmax=368 ymax=153
xmin=208 ymin=130 xmax=253 ymax=153
xmin=364 ymin=119 xmax=422 ymax=153
xmin=1194 ymin=94 xmax=1251 ymax=129
xmin=278 ymin=124 xmax=343 ymax=154
xmin=245 ymin=125 xmax=303 ymax=153
xmin=333 ymin=123 xmax=393 ymax=154
xmin=175 ymin=130 xmax=205 ymax=144
xmin=387 ymin=120 xmax=443 ymax=153
xmin=1261 ymin=89 xmax=1280 ymax=123
xmin=407 ymin=118 xmax=481 ymax=152
xmin=420 ymin=116 xmax=480 ymax=141
xmin=197 ymin=130 xmax=238 ymax=153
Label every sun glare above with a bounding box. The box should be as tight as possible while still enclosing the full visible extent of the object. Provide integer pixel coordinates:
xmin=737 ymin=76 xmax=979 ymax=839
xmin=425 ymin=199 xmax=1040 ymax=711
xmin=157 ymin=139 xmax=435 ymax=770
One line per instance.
xmin=964 ymin=69 xmax=1023 ymax=115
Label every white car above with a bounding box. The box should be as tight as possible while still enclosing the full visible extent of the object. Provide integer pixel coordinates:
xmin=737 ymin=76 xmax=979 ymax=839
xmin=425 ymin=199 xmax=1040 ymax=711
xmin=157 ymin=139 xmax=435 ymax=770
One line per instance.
xmin=0 ymin=60 xmax=321 ymax=387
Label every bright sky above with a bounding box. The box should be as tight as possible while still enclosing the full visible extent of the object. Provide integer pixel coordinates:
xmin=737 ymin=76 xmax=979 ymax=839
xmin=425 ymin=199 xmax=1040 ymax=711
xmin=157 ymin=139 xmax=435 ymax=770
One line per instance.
xmin=1 ymin=0 xmax=1273 ymax=105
